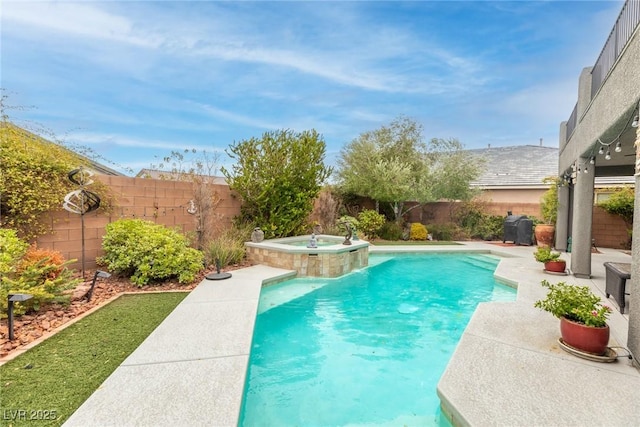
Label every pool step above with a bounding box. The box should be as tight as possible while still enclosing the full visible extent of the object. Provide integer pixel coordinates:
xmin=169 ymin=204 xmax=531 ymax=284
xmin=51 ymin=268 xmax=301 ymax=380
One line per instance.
xmin=461 ymin=255 xmax=498 ymax=272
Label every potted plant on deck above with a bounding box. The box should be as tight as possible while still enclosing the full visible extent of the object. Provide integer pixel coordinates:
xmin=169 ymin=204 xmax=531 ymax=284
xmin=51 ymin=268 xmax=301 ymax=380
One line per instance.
xmin=534 ymin=246 xmax=566 ymax=274
xmin=535 ymin=176 xmax=559 ymax=247
xmin=534 ymin=280 xmax=611 ymax=355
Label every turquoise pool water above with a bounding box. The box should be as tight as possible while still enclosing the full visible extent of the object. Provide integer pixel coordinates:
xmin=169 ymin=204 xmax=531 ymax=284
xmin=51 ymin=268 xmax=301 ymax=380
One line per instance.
xmin=240 ymin=253 xmax=516 ymax=426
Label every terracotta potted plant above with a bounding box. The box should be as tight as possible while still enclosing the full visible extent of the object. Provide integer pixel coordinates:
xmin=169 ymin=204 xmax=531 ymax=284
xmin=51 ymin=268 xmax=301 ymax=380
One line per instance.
xmin=534 ymin=246 xmax=566 ymax=273
xmin=534 ymin=280 xmax=611 ymax=355
xmin=535 ymin=176 xmax=559 ymax=247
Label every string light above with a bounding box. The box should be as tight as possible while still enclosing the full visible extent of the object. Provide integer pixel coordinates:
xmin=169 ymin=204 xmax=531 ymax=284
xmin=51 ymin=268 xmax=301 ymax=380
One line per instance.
xmin=590 ymin=157 xmax=595 ymax=164
xmin=605 ymin=150 xmax=611 ymax=160
xmin=615 ymin=141 xmax=622 ymax=152
xmin=598 ymin=146 xmax=604 ymax=155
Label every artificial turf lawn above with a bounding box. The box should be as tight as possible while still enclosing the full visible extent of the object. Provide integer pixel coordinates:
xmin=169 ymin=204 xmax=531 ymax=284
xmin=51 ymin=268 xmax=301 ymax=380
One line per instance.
xmin=0 ymin=292 xmax=188 ymax=427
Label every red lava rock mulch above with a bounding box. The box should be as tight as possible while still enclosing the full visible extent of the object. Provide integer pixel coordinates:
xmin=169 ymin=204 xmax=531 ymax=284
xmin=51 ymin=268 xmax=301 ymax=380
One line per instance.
xmin=0 ymin=264 xmax=248 ymax=360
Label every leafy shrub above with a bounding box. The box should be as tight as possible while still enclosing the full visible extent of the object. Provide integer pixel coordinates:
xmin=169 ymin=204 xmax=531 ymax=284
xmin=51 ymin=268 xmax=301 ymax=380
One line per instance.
xmin=207 ymin=227 xmax=247 ymax=268
xmin=1 ymin=243 xmax=79 ymax=316
xmin=453 ymin=201 xmax=505 ymax=240
xmin=357 ymin=210 xmax=386 ymax=239
xmin=337 ymin=215 xmax=359 ymax=233
xmin=427 ymin=223 xmax=461 ymax=241
xmin=409 ymin=223 xmax=428 ymax=240
xmin=19 ymin=247 xmax=66 ymax=279
xmin=378 ymin=221 xmax=404 ymax=241
xmin=475 ymin=215 xmax=505 ymax=241
xmin=598 ymin=186 xmax=634 ymax=226
xmin=0 ymin=229 xmax=29 ymax=277
xmin=99 ymin=219 xmax=204 ymax=286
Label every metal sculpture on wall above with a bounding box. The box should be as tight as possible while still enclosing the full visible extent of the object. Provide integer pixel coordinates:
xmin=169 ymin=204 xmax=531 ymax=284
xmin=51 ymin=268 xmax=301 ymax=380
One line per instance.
xmin=62 ymin=167 xmax=101 ymax=278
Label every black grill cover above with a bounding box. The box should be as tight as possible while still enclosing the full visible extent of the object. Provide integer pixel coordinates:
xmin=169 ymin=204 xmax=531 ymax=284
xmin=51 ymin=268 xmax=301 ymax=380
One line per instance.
xmin=503 ymin=215 xmax=533 ymax=245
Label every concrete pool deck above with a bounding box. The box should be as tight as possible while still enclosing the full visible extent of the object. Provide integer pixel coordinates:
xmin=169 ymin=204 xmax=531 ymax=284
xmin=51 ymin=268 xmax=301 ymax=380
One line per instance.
xmin=62 ymin=242 xmax=640 ymax=426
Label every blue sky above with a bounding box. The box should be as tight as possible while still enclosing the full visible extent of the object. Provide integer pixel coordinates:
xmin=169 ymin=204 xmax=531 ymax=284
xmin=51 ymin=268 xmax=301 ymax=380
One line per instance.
xmin=1 ymin=0 xmax=624 ymax=176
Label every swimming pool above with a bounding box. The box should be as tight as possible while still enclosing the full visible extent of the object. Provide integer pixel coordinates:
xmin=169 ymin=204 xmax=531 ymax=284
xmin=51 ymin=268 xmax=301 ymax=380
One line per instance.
xmin=240 ymin=253 xmax=516 ymax=426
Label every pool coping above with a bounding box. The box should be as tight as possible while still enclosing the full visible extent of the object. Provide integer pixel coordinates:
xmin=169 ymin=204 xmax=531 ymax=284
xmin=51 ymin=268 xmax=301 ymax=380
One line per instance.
xmin=62 ymin=242 xmax=639 ymax=426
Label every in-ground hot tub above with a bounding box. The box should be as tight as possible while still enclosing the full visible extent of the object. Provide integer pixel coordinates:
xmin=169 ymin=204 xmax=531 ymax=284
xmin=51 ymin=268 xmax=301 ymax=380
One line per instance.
xmin=245 ymin=234 xmax=369 ymax=277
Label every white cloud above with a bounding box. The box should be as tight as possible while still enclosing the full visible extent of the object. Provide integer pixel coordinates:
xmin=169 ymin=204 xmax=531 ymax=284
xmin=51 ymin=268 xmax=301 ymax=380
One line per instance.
xmin=67 ymin=131 xmax=222 ymax=153
xmin=193 ymin=103 xmax=282 ymax=131
xmin=2 ymin=1 xmax=160 ymax=48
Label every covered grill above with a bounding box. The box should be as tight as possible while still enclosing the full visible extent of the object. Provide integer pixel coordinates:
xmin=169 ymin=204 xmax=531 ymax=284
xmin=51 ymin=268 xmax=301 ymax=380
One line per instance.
xmin=503 ymin=214 xmax=533 ymax=245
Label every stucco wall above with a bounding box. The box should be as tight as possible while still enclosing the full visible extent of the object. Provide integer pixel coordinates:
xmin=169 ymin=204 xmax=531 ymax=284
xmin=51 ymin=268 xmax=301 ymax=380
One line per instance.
xmin=475 ymin=188 xmax=546 ymax=204
xmin=36 ymin=176 xmax=241 ymax=270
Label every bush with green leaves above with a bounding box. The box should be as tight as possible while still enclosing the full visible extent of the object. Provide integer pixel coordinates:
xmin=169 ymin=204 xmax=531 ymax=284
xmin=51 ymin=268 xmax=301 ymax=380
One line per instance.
xmin=427 ymin=223 xmax=461 ymax=241
xmin=453 ymin=201 xmax=504 ymax=241
xmin=99 ymin=219 xmax=204 ymax=286
xmin=378 ymin=221 xmax=404 ymax=241
xmin=357 ymin=209 xmax=386 ymax=239
xmin=0 ymin=236 xmax=79 ymax=316
xmin=0 ymin=229 xmax=28 ymax=277
xmin=598 ymin=186 xmax=634 ymax=226
xmin=337 ymin=215 xmax=359 ymax=233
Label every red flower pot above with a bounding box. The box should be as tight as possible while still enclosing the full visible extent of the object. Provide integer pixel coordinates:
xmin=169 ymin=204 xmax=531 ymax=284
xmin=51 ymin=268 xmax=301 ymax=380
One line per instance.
xmin=560 ymin=317 xmax=610 ymax=355
xmin=544 ymin=260 xmax=566 ymax=273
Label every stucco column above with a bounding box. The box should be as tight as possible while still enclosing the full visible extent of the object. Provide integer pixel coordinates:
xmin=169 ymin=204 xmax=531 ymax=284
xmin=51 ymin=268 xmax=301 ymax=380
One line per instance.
xmin=570 ymin=157 xmax=595 ymax=278
xmin=555 ymin=184 xmax=570 ymax=251
xmin=627 ymin=125 xmax=640 ymax=361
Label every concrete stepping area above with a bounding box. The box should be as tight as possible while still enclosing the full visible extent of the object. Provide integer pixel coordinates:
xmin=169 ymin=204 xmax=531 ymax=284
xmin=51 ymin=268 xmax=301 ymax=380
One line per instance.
xmin=63 ymin=265 xmax=295 ymax=427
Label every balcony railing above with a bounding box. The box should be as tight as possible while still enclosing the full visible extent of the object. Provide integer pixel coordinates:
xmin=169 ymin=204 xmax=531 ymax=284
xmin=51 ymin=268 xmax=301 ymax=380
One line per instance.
xmin=566 ymin=103 xmax=578 ymax=140
xmin=591 ymin=0 xmax=640 ymax=97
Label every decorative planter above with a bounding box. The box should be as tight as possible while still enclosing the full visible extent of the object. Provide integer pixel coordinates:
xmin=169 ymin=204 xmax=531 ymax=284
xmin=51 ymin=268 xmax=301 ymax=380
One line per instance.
xmin=534 ymin=224 xmax=555 ymax=248
xmin=560 ymin=316 xmax=610 ymax=356
xmin=544 ymin=260 xmax=566 ymax=273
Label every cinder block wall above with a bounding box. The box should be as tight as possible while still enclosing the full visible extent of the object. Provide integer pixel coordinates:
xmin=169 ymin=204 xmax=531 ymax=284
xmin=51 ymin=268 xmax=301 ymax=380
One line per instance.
xmin=412 ymin=201 xmax=542 ymax=224
xmin=405 ymin=201 xmax=629 ymax=249
xmin=591 ymin=205 xmax=630 ymax=249
xmin=36 ymin=176 xmax=242 ymax=270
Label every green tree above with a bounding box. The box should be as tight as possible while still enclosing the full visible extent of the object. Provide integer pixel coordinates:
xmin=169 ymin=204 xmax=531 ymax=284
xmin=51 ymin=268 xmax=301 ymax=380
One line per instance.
xmin=336 ymin=116 xmax=482 ymax=222
xmin=221 ymin=129 xmax=332 ymax=239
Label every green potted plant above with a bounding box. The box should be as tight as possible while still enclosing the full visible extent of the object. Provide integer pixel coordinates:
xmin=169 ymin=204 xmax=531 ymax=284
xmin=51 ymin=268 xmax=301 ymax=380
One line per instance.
xmin=535 ymin=176 xmax=559 ymax=247
xmin=534 ymin=280 xmax=611 ymax=355
xmin=534 ymin=246 xmax=566 ymax=273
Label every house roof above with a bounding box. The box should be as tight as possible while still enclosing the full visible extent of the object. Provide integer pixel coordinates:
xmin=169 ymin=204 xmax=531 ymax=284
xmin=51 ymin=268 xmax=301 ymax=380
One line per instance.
xmin=468 ymin=144 xmax=634 ymax=189
xmin=136 ymin=168 xmax=228 ymax=185
xmin=469 ymin=145 xmax=558 ymax=188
